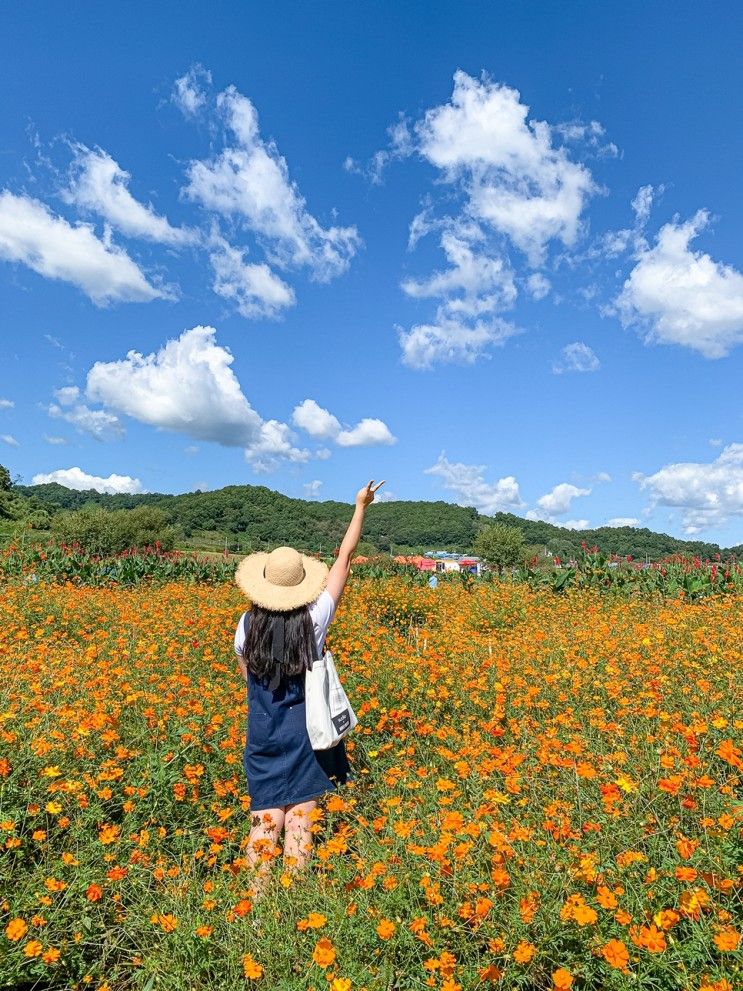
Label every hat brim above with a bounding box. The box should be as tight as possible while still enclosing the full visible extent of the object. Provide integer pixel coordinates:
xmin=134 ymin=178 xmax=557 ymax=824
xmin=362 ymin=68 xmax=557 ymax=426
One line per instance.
xmin=235 ymin=552 xmax=329 ymax=611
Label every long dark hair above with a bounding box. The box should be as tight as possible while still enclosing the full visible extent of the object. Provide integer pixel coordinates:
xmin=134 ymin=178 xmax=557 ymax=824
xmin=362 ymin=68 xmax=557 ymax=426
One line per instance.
xmin=242 ymin=604 xmax=315 ymax=682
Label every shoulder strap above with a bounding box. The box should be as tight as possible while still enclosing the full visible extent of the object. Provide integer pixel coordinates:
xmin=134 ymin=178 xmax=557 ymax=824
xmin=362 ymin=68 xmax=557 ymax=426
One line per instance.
xmin=307 ymin=620 xmax=319 ymax=669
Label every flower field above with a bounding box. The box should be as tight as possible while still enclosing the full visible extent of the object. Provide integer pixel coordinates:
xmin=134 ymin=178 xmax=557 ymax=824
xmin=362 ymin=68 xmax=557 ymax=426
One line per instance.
xmin=0 ymin=578 xmax=741 ymax=990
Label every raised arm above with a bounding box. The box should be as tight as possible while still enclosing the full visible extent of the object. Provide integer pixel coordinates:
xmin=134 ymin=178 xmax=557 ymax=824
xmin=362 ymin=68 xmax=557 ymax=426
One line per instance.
xmin=326 ymin=480 xmax=385 ymax=606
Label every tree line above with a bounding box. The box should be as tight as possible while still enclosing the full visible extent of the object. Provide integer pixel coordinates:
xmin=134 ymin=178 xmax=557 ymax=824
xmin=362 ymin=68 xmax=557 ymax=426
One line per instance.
xmin=5 ymin=468 xmax=741 ymax=560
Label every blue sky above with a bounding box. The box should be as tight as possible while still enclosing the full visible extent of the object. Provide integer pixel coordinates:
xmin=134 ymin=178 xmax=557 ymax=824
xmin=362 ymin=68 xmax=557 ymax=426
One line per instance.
xmin=2 ymin=1 xmax=743 ymax=545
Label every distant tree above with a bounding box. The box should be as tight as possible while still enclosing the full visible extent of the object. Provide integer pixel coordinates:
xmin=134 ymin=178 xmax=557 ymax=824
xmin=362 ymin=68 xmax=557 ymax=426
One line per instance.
xmin=475 ymin=523 xmax=525 ymax=575
xmin=51 ymin=505 xmax=180 ymax=554
xmin=0 ymin=464 xmax=11 ymax=492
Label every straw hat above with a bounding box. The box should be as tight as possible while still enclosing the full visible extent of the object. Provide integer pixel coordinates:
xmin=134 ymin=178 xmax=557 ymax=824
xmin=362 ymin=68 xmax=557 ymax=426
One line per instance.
xmin=235 ymin=546 xmax=329 ymax=611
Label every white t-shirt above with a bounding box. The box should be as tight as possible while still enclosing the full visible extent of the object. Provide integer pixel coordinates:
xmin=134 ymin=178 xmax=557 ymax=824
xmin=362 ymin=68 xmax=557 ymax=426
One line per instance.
xmin=234 ymin=589 xmax=337 ymax=660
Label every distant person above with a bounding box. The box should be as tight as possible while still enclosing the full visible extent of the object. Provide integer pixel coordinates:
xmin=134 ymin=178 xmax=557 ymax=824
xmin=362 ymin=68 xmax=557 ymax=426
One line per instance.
xmin=428 ymin=574 xmax=438 ymax=589
xmin=233 ymin=479 xmax=385 ymax=890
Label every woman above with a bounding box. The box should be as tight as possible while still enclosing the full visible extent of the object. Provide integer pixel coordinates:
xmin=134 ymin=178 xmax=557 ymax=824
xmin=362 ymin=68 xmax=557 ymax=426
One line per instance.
xmin=234 ymin=479 xmax=384 ymax=882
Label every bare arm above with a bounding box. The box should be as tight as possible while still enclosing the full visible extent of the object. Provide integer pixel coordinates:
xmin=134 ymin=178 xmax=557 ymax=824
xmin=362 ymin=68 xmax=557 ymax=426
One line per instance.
xmin=236 ymin=651 xmax=248 ymax=683
xmin=326 ymin=480 xmax=385 ymax=606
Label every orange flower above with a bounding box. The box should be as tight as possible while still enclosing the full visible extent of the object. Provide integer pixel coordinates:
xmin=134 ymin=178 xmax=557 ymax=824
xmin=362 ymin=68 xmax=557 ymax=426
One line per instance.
xmin=654 ymin=909 xmax=681 ymax=930
xmin=5 ymin=918 xmax=27 ymax=942
xmin=42 ymin=947 xmax=61 ymax=965
xmin=637 ymin=925 xmax=666 ymax=953
xmin=596 ymin=886 xmax=618 ymax=910
xmin=713 ymin=927 xmax=740 ymax=952
xmin=601 ymin=939 xmax=630 ymax=970
xmin=24 ymin=940 xmax=44 ymax=957
xmin=297 ymin=912 xmax=327 ymax=931
xmin=441 ymin=811 xmax=465 ymax=831
xmin=331 ymin=980 xmax=352 ymax=991
xmin=150 ymin=913 xmax=177 ymax=932
xmin=242 ymin=954 xmax=264 ymax=979
xmin=85 ymin=883 xmax=103 ymax=902
xmin=312 ymin=938 xmax=337 ymax=968
xmin=376 ymin=919 xmax=396 ymax=940
xmin=552 ymin=969 xmax=573 ymax=989
xmin=676 ymin=837 xmax=699 ymax=859
xmin=194 ymin=925 xmax=212 ymax=938
xmin=97 ymin=824 xmax=120 ymax=845
xmin=513 ymin=940 xmax=536 ymax=964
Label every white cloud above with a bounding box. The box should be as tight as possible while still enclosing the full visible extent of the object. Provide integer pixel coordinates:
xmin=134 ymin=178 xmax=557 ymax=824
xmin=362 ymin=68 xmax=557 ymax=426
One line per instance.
xmin=64 ymin=146 xmax=194 ymax=246
xmin=526 ymin=272 xmax=551 ymax=299
xmin=595 ymin=471 xmax=612 ymax=483
xmin=183 ymin=84 xmax=360 ymax=281
xmin=47 ymin=386 xmax=124 ymax=442
xmin=292 ymin=399 xmax=396 ymax=447
xmin=343 ymin=116 xmax=413 ymax=184
xmin=563 ymin=519 xmax=591 ymax=530
xmin=709 ymin=438 xmax=723 ymax=447
xmin=209 ymin=234 xmax=295 ymax=319
xmin=87 ymin=325 xmax=263 ymax=446
xmin=1 ymin=434 xmax=19 ymax=447
xmin=387 ymin=71 xmax=600 ymax=368
xmin=631 ymin=184 xmax=655 ymax=228
xmin=425 ymin=453 xmax=525 ymax=515
xmin=337 ymin=418 xmax=396 ymax=447
xmin=0 ymin=191 xmax=171 ymax=305
xmin=414 ymin=71 xmax=598 ymax=265
xmin=314 ymin=447 xmax=332 ymax=461
xmin=592 ymin=184 xmax=659 ymax=261
xmin=374 ymin=489 xmax=397 ymax=503
xmin=606 ymin=517 xmax=640 ymax=528
xmin=399 ymin=315 xmax=519 ymax=370
xmin=85 ymin=325 xmax=306 ymax=472
xmin=31 ymin=466 xmax=144 ymax=494
xmin=634 ymin=443 xmax=743 ymax=533
xmin=292 ymin=399 xmax=341 ymax=439
xmin=43 ymin=435 xmax=68 ymax=445
xmin=244 ymin=420 xmax=309 ymax=473
xmin=0 ymin=398 xmax=14 ymax=409
xmin=552 ymin=341 xmax=600 ymax=374
xmin=402 ymin=231 xmax=517 ymax=317
xmin=172 ymin=65 xmax=212 ymax=116
xmin=303 ymin=479 xmax=323 ymax=499
xmin=536 ymin=482 xmax=591 ymax=516
xmin=554 ymin=119 xmax=618 ymax=157
xmin=615 ymin=210 xmax=743 ymax=358
xmin=54 ymin=386 xmax=80 ymax=406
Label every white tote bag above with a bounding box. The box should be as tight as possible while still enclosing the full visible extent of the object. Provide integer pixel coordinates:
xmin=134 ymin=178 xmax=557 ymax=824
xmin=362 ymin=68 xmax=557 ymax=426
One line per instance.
xmin=305 ymin=649 xmax=358 ymax=750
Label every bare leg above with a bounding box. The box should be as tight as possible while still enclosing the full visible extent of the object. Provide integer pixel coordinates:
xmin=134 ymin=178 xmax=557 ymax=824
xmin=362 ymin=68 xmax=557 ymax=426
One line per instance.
xmin=283 ymin=799 xmax=317 ymax=871
xmin=245 ymin=807 xmax=284 ymax=894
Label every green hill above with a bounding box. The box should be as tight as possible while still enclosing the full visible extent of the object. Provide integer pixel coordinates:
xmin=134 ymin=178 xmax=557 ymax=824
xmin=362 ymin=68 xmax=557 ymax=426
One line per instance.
xmin=14 ymin=478 xmax=739 ymax=561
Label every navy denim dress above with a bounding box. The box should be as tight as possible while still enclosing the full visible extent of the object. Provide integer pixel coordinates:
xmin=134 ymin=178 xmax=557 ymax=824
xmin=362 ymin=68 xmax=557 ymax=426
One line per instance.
xmin=238 ymin=607 xmax=350 ymax=811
